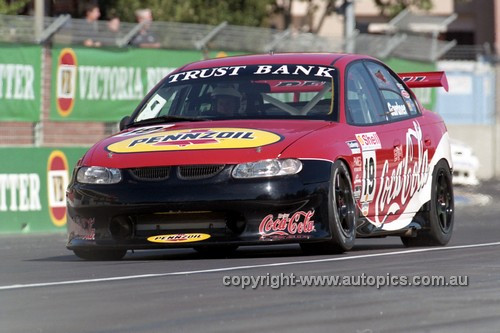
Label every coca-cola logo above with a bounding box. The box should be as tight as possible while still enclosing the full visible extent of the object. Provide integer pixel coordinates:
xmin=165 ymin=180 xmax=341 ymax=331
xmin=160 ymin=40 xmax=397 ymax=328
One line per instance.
xmin=259 ymin=210 xmax=315 ymax=237
xmin=374 ymin=121 xmax=430 ymax=226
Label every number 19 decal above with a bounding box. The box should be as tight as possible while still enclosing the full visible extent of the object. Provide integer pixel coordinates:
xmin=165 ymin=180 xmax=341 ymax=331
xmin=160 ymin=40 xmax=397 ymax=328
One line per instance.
xmin=361 ymin=151 xmax=376 ymax=202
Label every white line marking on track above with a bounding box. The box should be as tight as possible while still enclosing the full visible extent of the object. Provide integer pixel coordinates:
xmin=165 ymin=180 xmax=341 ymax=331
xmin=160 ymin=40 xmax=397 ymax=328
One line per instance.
xmin=2 ymin=241 xmax=500 ymax=291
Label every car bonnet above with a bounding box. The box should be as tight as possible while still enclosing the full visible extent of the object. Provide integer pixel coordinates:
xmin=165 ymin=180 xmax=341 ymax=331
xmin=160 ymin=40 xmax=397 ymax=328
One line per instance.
xmin=84 ymin=119 xmax=331 ymax=168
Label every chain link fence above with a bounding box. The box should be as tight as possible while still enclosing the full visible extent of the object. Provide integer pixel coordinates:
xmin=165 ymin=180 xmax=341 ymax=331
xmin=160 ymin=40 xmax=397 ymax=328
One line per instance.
xmin=0 ymin=13 xmax=484 ymax=60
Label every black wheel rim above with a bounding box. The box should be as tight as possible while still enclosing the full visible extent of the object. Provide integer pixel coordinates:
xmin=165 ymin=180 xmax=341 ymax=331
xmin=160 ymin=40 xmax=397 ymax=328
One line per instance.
xmin=436 ymin=169 xmax=453 ymax=233
xmin=334 ymin=170 xmax=355 ymax=237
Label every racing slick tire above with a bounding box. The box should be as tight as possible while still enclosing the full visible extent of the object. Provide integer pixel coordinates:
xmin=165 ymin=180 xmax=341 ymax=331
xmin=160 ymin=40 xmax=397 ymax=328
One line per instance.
xmin=73 ymin=249 xmax=127 ymax=261
xmin=401 ymin=159 xmax=454 ymax=247
xmin=301 ymin=160 xmax=356 ymax=254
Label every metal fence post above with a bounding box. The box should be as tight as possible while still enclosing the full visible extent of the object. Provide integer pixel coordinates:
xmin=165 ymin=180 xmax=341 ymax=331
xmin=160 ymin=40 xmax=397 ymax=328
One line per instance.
xmin=264 ymin=29 xmax=291 ymax=53
xmin=194 ymin=21 xmax=228 ymax=50
xmin=37 ymin=14 xmax=71 ymax=44
xmin=117 ymin=21 xmax=147 ymax=47
xmin=34 ymin=0 xmax=44 ymax=43
xmin=378 ymin=33 xmax=406 ymax=59
xmin=344 ymin=0 xmax=355 ymax=53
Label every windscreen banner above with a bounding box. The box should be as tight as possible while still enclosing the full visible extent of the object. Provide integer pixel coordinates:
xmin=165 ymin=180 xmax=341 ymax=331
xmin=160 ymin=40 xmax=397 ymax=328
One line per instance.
xmin=0 ymin=43 xmax=42 ymax=121
xmin=0 ymin=147 xmax=87 ymax=233
xmin=50 ymin=47 xmax=238 ymax=121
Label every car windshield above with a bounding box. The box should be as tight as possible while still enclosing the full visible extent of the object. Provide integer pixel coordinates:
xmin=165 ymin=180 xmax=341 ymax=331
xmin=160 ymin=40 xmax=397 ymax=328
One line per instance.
xmin=132 ymin=64 xmax=338 ymax=124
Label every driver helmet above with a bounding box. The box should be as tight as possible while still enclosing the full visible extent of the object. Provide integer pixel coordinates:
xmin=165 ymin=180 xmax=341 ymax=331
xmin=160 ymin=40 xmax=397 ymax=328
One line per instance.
xmin=211 ymin=85 xmax=242 ymax=114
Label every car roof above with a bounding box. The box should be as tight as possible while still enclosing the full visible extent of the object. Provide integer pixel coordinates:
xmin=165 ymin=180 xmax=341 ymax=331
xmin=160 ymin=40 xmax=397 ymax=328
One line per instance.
xmin=180 ymin=53 xmax=374 ymax=71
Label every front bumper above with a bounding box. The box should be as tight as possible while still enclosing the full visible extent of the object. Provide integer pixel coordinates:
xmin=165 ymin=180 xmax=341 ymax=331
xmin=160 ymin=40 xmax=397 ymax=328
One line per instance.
xmin=66 ymin=160 xmax=334 ymax=250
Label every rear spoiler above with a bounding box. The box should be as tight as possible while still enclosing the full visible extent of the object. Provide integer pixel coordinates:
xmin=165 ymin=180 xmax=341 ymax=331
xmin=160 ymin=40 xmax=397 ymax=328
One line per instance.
xmin=398 ymin=71 xmax=448 ymax=92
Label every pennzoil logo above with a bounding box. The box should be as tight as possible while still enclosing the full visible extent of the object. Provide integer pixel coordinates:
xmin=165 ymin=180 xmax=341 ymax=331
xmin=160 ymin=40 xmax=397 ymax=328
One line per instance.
xmin=147 ymin=233 xmax=211 ymax=243
xmin=107 ymin=128 xmax=283 ymax=153
xmin=47 ymin=150 xmax=69 ymax=227
xmin=56 ymin=48 xmax=77 ymax=117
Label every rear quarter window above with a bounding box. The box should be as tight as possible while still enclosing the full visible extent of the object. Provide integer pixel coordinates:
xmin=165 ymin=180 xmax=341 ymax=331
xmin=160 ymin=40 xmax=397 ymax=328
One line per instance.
xmin=365 ymin=61 xmax=420 ymax=120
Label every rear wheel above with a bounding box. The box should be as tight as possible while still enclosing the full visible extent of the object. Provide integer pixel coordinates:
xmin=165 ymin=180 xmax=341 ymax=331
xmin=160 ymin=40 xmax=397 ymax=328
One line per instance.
xmin=73 ymin=248 xmax=127 ymax=261
xmin=401 ymin=159 xmax=454 ymax=247
xmin=301 ymin=160 xmax=356 ymax=254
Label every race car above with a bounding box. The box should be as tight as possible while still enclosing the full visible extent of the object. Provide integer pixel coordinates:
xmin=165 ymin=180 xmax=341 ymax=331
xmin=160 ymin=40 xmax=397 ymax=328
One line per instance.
xmin=450 ymin=139 xmax=480 ymax=186
xmin=66 ymin=53 xmax=454 ymax=260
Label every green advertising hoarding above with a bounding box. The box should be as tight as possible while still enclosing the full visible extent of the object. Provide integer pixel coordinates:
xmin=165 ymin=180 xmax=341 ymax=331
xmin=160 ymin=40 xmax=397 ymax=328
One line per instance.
xmin=385 ymin=58 xmax=437 ymax=110
xmin=50 ymin=47 xmax=240 ymax=121
xmin=0 ymin=147 xmax=88 ymax=233
xmin=0 ymin=43 xmax=42 ymax=121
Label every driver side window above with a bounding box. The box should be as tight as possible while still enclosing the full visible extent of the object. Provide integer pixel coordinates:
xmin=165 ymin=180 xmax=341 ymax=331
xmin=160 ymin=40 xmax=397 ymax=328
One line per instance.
xmin=346 ymin=63 xmax=386 ymax=125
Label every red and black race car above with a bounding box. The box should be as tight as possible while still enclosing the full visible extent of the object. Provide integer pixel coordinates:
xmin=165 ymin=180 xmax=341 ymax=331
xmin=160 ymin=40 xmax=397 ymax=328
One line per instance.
xmin=66 ymin=53 xmax=453 ymax=260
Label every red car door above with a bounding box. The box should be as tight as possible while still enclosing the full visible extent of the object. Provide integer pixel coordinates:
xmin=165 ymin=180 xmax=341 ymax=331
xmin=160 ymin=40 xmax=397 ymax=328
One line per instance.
xmin=344 ymin=61 xmax=399 ymax=228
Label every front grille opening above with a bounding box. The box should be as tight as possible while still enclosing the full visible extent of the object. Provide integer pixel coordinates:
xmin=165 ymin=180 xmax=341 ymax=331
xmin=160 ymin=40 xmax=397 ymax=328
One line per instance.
xmin=133 ymin=211 xmax=228 ymax=236
xmin=129 ymin=167 xmax=171 ymax=180
xmin=178 ymin=164 xmax=225 ymax=180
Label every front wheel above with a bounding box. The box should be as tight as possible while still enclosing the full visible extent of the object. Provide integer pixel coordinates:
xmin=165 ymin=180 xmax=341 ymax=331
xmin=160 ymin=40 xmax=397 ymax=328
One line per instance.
xmin=73 ymin=248 xmax=127 ymax=261
xmin=402 ymin=159 xmax=454 ymax=247
xmin=301 ymin=160 xmax=356 ymax=254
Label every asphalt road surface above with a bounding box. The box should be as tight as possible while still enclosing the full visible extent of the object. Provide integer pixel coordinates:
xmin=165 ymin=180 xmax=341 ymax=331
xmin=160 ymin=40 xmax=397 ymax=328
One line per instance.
xmin=1 ymin=182 xmax=499 ymax=333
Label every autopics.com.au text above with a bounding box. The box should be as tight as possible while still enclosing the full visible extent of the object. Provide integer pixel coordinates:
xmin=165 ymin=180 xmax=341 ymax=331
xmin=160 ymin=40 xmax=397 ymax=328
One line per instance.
xmin=222 ymin=273 xmax=469 ymax=290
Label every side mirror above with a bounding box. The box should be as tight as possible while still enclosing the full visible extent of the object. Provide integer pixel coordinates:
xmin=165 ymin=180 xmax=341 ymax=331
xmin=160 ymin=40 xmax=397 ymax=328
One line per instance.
xmin=119 ymin=116 xmax=131 ymax=131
